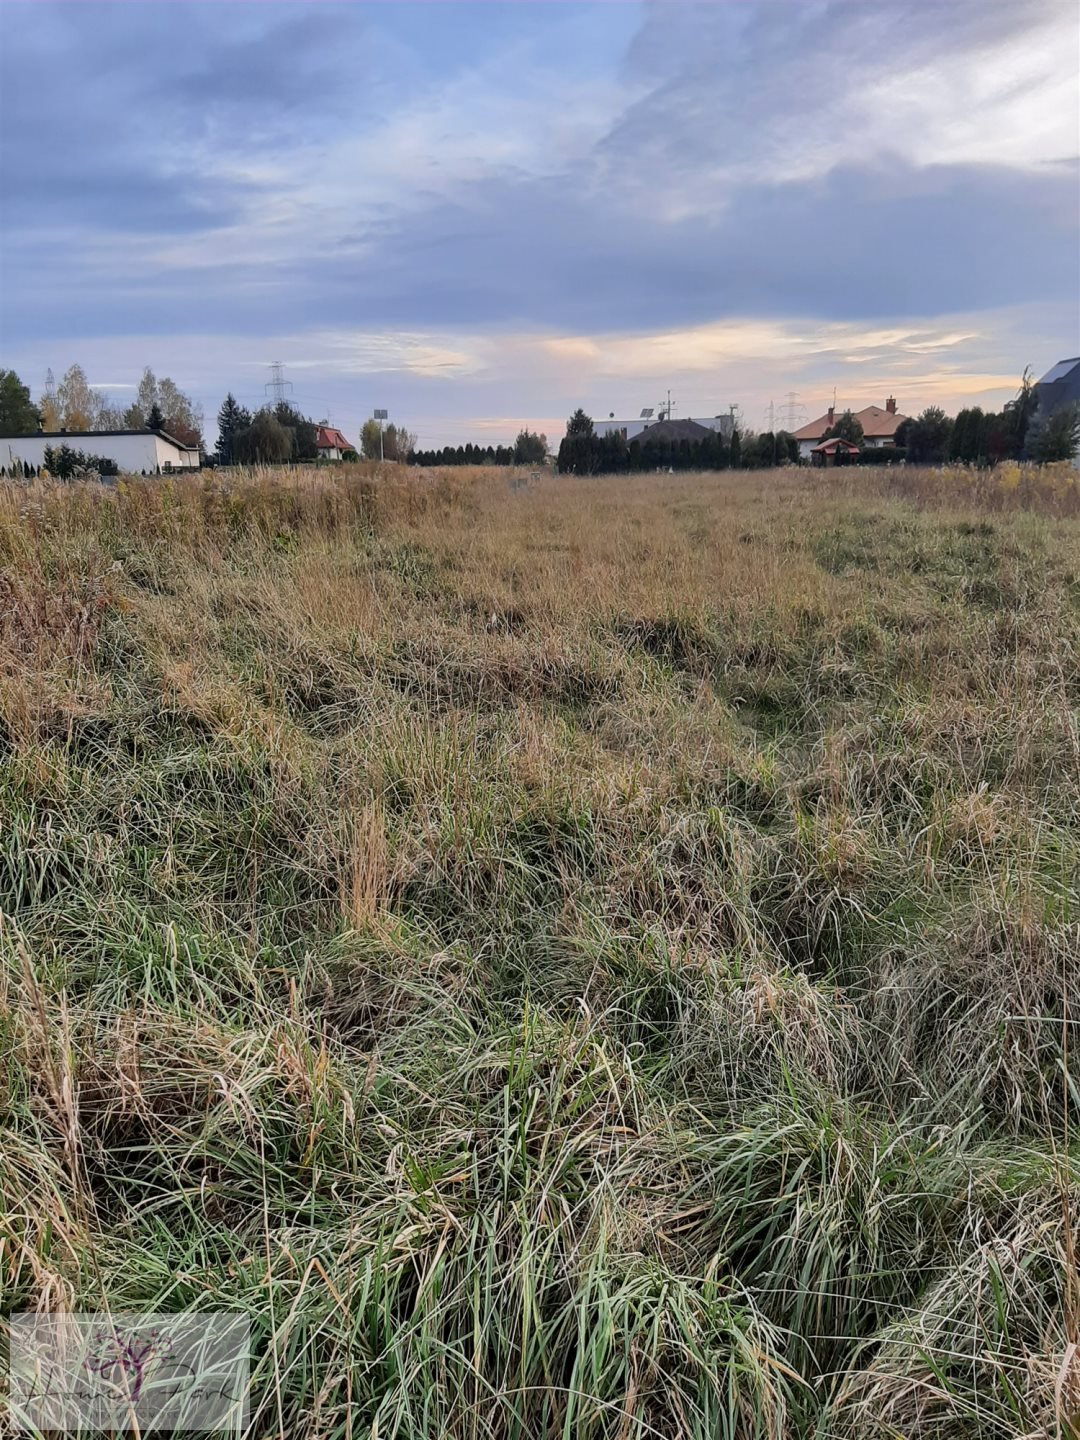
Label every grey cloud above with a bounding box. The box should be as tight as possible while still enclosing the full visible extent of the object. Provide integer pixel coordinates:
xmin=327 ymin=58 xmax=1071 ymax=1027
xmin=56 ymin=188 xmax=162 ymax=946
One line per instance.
xmin=4 ymin=155 xmax=1074 ymax=347
xmin=0 ymin=0 xmax=1075 ymax=364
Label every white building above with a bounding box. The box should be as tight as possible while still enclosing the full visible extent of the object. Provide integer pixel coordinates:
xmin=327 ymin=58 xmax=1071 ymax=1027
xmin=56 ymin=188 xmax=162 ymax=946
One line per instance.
xmin=0 ymin=429 xmax=200 ymax=475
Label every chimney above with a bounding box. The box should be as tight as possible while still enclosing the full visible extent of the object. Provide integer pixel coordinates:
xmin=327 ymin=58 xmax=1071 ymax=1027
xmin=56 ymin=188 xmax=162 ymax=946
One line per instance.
xmin=886 ymin=395 xmax=897 ymax=415
xmin=827 ymin=405 xmax=835 ymax=425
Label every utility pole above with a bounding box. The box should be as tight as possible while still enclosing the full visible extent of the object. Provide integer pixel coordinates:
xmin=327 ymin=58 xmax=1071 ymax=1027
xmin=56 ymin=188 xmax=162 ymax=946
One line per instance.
xmin=374 ymin=409 xmax=388 ymax=462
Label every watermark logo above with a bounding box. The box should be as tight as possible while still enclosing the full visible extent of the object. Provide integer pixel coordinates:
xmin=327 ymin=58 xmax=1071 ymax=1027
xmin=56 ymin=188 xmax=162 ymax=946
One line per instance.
xmin=8 ymin=1312 xmax=249 ymax=1433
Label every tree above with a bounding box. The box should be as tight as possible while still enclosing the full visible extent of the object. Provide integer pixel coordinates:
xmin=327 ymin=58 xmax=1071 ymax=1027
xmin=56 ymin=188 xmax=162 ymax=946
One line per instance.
xmin=156 ymin=377 xmax=203 ymax=448
xmin=217 ymin=394 xmax=252 ymax=464
xmin=557 ymin=409 xmax=601 ymax=473
xmin=95 ymin=400 xmax=127 ymax=430
xmin=0 ymin=369 xmax=40 ymax=433
xmin=39 ymin=371 xmax=60 ymax=431
xmin=56 ymin=364 xmax=102 ymax=431
xmin=123 ymin=368 xmax=202 ymax=446
xmin=743 ymin=429 xmax=798 ymax=468
xmin=823 ymin=409 xmax=865 ymax=446
xmin=124 ymin=366 xmax=161 ymax=428
xmin=729 ymin=426 xmax=742 ymax=468
xmin=360 ymin=418 xmax=383 ymax=460
xmin=232 ymin=409 xmax=293 ymax=464
xmin=905 ymin=406 xmax=952 ymax=464
xmin=1007 ymin=366 xmax=1038 ymax=459
xmin=381 ymin=422 xmax=417 ymax=463
xmin=273 ymin=401 xmax=318 ymax=462
xmin=948 ymin=406 xmax=987 ymax=463
xmin=1028 ymin=402 xmax=1080 ymax=463
xmin=514 ymin=428 xmax=548 ymax=464
xmin=43 ymin=444 xmax=118 ymax=480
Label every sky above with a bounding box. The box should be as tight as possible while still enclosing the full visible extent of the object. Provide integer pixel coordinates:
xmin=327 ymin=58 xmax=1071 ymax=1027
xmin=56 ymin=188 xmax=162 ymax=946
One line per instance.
xmin=0 ymin=0 xmax=1077 ymax=448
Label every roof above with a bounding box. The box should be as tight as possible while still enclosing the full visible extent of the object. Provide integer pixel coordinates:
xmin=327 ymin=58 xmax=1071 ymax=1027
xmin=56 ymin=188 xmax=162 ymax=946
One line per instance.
xmin=315 ymin=425 xmax=352 ymax=450
xmin=793 ymin=404 xmax=910 ymax=441
xmin=1035 ymin=357 xmax=1080 ymax=420
xmin=633 ymin=418 xmax=715 ymax=444
xmin=857 ymin=404 xmax=910 ymax=437
xmin=811 ymin=437 xmax=861 ymax=454
xmin=0 ymin=428 xmax=198 ymax=451
xmin=1038 ymin=357 xmax=1080 ymax=387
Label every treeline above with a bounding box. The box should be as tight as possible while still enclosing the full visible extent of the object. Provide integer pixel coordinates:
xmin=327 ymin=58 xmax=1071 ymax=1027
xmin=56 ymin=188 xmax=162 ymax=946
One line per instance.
xmin=555 ymin=410 xmax=801 ymax=474
xmin=408 ymin=428 xmax=549 ymax=468
xmin=935 ymin=388 xmax=1077 ymax=465
xmin=215 ymin=396 xmax=358 ymax=466
xmin=852 ymin=374 xmax=1077 ymax=466
xmin=0 ymin=365 xmax=203 ymax=447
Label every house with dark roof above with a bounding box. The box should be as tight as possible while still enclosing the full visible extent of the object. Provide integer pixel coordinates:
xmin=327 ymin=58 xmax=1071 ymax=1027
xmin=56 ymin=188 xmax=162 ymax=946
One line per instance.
xmin=631 ymin=418 xmax=715 ymax=446
xmin=792 ymin=397 xmax=911 ymax=461
xmin=1033 ymin=358 xmax=1080 ymax=464
xmin=314 ymin=425 xmax=353 ymax=461
xmin=1035 ymin=359 xmax=1080 ymax=422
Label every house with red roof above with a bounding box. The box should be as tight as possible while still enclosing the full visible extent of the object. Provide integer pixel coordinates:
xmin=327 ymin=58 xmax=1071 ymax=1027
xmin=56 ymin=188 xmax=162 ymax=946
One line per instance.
xmin=793 ymin=396 xmax=911 ymax=462
xmin=315 ymin=425 xmax=353 ymax=461
xmin=809 ymin=436 xmax=861 ymax=466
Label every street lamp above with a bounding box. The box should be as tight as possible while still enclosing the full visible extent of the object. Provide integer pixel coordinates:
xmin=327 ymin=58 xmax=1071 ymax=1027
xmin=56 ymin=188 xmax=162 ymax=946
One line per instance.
xmin=373 ymin=409 xmax=388 ymax=463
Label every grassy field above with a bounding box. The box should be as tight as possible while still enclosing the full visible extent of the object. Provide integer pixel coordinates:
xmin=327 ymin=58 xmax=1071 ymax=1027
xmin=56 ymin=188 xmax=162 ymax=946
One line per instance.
xmin=1 ymin=462 xmax=1078 ymax=1438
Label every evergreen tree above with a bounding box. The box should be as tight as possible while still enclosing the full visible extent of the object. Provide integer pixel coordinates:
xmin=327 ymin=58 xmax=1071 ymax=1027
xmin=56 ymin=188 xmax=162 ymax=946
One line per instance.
xmin=905 ymin=406 xmax=952 ymax=464
xmin=559 ymin=409 xmax=600 ymax=473
xmin=514 ymin=428 xmax=548 ymax=464
xmin=948 ymin=407 xmax=986 ymax=463
xmin=1028 ymin=403 xmax=1080 ymax=463
xmin=147 ymin=402 xmax=166 ymax=431
xmin=0 ymin=369 xmax=40 ymax=433
xmin=729 ymin=427 xmax=742 ymax=468
xmin=217 ymin=394 xmax=252 ymax=464
xmin=823 ymin=409 xmax=865 ymax=446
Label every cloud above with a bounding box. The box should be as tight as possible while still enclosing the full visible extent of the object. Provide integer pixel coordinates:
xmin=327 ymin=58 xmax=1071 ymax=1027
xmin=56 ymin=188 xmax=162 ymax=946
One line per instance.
xmin=0 ymin=0 xmax=1075 ymax=445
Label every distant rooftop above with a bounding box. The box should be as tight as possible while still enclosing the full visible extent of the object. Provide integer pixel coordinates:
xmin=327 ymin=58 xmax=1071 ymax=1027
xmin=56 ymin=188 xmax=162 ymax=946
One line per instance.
xmin=0 ymin=427 xmax=198 ymax=449
xmin=633 ymin=418 xmax=714 ymax=444
xmin=315 ymin=425 xmax=352 ymax=451
xmin=1037 ymin=357 xmax=1080 ymax=387
xmin=794 ymin=401 xmax=910 ymax=441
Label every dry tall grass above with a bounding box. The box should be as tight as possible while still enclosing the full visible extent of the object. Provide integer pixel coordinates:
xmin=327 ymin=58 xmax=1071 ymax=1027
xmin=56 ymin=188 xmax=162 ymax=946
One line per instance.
xmin=1 ymin=462 xmax=1077 ymax=1438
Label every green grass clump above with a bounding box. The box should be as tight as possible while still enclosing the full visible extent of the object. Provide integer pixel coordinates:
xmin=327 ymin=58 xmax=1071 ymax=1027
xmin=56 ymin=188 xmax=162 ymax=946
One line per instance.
xmin=1 ymin=465 xmax=1077 ymax=1438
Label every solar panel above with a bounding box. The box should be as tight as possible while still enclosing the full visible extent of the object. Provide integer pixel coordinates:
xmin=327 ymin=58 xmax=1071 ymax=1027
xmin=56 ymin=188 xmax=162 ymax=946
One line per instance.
xmin=1039 ymin=359 xmax=1080 ymax=386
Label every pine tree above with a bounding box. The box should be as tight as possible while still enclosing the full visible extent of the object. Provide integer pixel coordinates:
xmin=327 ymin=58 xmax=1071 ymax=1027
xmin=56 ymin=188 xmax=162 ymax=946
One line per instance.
xmin=147 ymin=402 xmax=165 ymax=431
xmin=217 ymin=394 xmax=251 ymax=464
xmin=0 ymin=369 xmax=40 ymax=433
